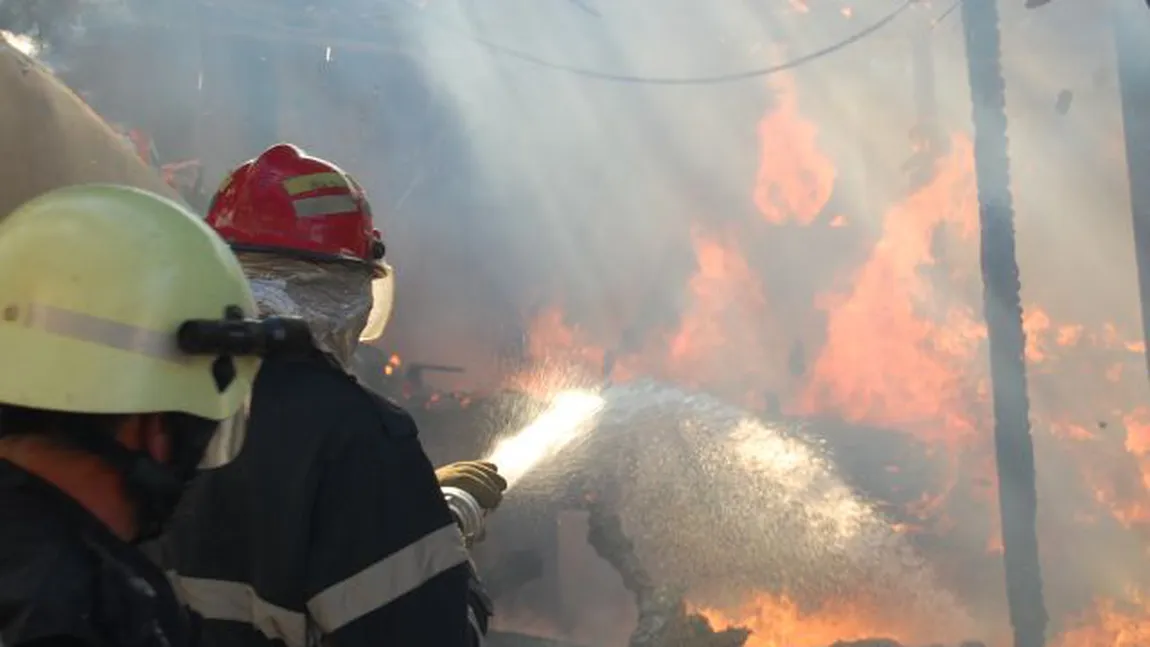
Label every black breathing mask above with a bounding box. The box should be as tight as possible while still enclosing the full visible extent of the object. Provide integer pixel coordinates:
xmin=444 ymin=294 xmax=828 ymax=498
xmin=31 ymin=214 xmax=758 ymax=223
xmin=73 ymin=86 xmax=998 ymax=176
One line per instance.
xmin=60 ymin=413 xmax=221 ymax=543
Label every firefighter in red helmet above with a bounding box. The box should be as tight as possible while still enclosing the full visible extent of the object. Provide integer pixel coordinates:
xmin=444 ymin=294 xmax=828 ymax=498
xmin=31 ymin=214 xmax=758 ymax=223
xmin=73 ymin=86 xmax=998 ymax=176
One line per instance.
xmin=158 ymin=144 xmax=502 ymax=647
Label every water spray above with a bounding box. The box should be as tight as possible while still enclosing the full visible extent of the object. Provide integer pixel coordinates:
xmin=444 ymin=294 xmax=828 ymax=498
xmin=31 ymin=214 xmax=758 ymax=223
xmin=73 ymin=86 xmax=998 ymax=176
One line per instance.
xmin=444 ymin=388 xmax=606 ymax=544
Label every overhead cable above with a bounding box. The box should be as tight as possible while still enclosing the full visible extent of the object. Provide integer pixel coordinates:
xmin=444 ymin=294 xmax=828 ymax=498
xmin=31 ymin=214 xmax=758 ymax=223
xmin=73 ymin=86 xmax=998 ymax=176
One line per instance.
xmin=409 ymin=0 xmax=916 ymax=86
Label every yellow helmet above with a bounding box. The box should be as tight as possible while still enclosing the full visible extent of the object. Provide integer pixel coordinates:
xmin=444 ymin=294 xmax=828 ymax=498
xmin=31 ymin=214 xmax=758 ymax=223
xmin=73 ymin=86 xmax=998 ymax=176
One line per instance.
xmin=0 ymin=185 xmax=260 ymax=425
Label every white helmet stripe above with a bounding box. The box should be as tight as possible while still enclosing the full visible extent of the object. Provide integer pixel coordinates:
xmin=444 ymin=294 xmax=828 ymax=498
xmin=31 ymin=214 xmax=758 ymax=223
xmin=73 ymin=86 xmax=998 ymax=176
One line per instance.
xmin=6 ymin=302 xmax=184 ymax=361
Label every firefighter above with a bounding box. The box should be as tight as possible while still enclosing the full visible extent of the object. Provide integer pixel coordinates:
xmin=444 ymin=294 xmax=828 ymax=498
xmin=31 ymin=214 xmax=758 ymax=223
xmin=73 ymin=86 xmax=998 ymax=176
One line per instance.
xmin=161 ymin=143 xmax=504 ymax=647
xmin=0 ymin=185 xmax=265 ymax=647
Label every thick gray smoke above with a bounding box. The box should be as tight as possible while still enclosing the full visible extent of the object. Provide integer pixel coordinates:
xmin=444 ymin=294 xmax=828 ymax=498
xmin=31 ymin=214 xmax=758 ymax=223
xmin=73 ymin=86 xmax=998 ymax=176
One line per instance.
xmin=0 ymin=0 xmax=134 ymax=57
xmin=26 ymin=0 xmax=1143 ymax=390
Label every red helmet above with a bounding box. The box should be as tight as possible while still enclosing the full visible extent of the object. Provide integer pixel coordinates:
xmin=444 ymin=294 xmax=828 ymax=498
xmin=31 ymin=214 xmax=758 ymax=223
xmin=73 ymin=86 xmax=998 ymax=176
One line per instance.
xmin=206 ymin=143 xmax=387 ymax=276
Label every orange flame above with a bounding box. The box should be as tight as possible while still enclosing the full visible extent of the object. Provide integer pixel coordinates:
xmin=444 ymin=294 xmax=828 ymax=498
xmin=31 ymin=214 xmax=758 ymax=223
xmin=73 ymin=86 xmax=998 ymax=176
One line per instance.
xmin=795 ymin=136 xmax=984 ymax=448
xmin=1052 ymin=592 xmax=1150 ymax=647
xmin=753 ymin=74 xmax=836 ymax=226
xmin=695 ymin=594 xmax=917 ymax=647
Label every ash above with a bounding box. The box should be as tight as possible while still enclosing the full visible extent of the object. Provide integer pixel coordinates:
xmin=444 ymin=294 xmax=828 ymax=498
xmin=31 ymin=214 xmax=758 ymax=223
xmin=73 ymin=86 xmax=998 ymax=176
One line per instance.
xmin=507 ymin=378 xmax=979 ymax=644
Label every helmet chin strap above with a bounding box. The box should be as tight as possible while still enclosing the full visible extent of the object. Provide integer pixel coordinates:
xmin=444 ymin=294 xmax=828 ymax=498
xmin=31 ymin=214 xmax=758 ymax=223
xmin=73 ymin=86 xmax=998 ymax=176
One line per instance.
xmin=60 ymin=414 xmax=215 ymax=543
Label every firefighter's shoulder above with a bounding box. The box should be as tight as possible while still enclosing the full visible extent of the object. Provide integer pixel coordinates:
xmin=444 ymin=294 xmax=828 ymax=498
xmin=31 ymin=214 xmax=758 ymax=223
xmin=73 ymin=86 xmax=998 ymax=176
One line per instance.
xmin=254 ymin=355 xmax=420 ymax=442
xmin=0 ymin=472 xmax=107 ymax=646
xmin=363 ymin=390 xmax=419 ymax=440
xmin=0 ymin=537 xmax=98 ymax=647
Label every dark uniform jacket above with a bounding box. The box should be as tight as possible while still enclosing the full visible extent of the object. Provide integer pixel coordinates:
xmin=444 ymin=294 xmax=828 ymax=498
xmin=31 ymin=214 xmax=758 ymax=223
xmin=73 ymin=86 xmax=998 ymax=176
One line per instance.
xmin=0 ymin=460 xmax=194 ymax=647
xmin=160 ymin=351 xmax=476 ymax=647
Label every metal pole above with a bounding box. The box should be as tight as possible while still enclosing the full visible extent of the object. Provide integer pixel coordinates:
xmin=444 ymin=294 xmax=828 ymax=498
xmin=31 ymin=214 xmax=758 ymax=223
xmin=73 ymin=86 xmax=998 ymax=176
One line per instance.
xmin=1112 ymin=0 xmax=1150 ymax=383
xmin=958 ymin=0 xmax=1047 ymax=645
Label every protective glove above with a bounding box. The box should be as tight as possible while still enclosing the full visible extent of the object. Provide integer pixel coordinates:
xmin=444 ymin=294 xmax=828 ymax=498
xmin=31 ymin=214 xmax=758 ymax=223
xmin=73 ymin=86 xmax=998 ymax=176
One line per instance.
xmin=436 ymin=460 xmax=507 ymax=512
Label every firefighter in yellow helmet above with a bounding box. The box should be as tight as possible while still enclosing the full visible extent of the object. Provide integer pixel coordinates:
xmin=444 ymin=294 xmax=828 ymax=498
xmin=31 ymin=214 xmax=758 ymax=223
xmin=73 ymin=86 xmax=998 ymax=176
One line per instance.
xmin=0 ymin=185 xmax=301 ymax=647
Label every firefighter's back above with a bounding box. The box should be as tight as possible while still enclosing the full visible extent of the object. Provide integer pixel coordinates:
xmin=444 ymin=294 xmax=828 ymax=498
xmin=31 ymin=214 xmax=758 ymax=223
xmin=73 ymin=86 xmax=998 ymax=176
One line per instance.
xmin=162 ymin=350 xmax=473 ymax=647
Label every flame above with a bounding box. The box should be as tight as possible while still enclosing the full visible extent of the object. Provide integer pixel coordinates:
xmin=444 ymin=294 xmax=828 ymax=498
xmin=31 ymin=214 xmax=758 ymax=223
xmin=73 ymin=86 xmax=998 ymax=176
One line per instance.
xmin=795 ymin=135 xmax=984 ymax=448
xmin=653 ymin=230 xmax=784 ymax=409
xmin=1052 ymin=591 xmax=1150 ymax=647
xmin=383 ymin=353 xmax=402 ymax=376
xmin=753 ymin=74 xmax=836 ymax=226
xmin=695 ymin=594 xmax=917 ymax=647
xmin=523 ymin=230 xmax=784 ymax=410
xmin=1112 ymin=407 xmax=1150 ymax=525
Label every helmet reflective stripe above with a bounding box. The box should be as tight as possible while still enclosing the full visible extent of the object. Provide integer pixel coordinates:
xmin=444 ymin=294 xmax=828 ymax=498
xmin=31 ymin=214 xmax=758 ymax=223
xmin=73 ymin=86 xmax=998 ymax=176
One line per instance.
xmin=292 ymin=194 xmax=360 ymax=219
xmin=11 ymin=302 xmax=183 ymax=362
xmin=282 ymin=172 xmax=349 ymax=196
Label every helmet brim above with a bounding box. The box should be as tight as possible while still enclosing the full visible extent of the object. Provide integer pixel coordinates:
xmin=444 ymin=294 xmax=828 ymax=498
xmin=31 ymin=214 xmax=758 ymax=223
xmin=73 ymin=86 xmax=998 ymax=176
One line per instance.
xmin=230 ymin=243 xmax=386 ymax=277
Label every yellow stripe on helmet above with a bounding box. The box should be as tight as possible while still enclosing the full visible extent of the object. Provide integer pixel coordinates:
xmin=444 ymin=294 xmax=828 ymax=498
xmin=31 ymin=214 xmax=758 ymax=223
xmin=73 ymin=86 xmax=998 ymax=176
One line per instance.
xmin=282 ymin=172 xmax=349 ymax=196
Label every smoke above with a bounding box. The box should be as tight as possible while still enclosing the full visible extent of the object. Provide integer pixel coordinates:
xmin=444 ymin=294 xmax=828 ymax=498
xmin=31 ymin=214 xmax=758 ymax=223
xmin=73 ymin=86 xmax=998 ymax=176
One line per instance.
xmin=33 ymin=0 xmax=1143 ymax=380
xmin=22 ymin=0 xmax=1144 ymax=377
xmin=0 ymin=0 xmax=136 ymax=59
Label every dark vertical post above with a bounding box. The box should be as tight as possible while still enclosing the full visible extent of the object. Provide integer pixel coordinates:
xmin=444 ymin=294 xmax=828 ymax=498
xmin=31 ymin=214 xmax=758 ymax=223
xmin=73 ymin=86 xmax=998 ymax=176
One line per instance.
xmin=1113 ymin=0 xmax=1150 ymax=382
xmin=959 ymin=1 xmax=1048 ymax=646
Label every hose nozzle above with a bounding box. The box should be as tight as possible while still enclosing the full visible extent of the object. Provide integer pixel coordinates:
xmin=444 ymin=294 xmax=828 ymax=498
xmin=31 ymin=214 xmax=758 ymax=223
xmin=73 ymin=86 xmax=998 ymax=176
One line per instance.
xmin=442 ymin=486 xmax=486 ymax=546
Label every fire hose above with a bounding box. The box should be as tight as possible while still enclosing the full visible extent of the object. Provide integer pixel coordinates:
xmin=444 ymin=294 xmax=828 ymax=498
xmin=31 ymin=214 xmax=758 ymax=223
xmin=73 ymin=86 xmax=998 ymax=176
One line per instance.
xmin=443 ymin=485 xmax=487 ymax=546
